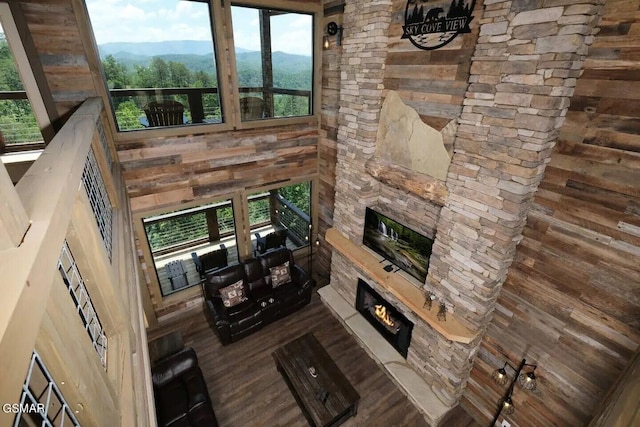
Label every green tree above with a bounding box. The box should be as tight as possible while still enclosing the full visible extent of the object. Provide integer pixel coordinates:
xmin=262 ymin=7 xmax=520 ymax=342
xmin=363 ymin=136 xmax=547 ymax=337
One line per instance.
xmin=102 ymin=54 xmax=128 ymax=89
xmin=168 ymin=61 xmax=191 ymax=87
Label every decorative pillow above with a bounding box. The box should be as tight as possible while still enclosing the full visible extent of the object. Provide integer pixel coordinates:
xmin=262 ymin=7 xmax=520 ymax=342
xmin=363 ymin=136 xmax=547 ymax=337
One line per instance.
xmin=270 ymin=261 xmax=291 ymax=288
xmin=218 ymin=280 xmax=248 ymax=308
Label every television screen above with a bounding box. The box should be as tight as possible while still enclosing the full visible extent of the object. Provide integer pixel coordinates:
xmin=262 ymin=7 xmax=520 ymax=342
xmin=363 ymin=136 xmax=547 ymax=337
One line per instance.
xmin=363 ymin=207 xmax=433 ymax=283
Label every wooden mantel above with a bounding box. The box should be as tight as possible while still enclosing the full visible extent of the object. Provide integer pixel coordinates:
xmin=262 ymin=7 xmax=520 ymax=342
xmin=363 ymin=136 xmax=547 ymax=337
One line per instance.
xmin=325 ymin=228 xmax=476 ymax=344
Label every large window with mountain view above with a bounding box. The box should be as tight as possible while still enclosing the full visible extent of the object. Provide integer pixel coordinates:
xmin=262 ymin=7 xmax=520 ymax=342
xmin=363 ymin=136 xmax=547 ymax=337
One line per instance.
xmin=86 ymin=0 xmax=224 ymax=131
xmin=231 ymin=5 xmax=313 ymax=121
xmin=86 ymin=1 xmax=316 ymax=133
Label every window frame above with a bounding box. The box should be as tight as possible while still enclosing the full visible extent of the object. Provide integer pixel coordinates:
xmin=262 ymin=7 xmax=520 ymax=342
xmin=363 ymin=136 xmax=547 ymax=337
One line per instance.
xmin=133 ymin=192 xmax=245 ymax=306
xmin=227 ymin=1 xmax=321 ymax=130
xmin=82 ymin=0 xmax=322 ymax=142
xmin=134 ymin=176 xmax=318 ymax=308
xmin=0 ymin=3 xmax=56 ymax=153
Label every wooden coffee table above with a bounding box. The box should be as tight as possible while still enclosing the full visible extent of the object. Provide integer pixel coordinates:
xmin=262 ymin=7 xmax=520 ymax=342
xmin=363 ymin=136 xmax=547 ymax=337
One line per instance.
xmin=272 ymin=333 xmax=360 ymax=427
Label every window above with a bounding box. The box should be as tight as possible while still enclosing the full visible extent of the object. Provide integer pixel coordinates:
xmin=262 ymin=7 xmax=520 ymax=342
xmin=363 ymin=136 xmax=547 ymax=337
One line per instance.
xmin=249 ymin=181 xmax=311 ymax=254
xmin=143 ymin=198 xmax=236 ymax=297
xmin=58 ymin=241 xmax=108 ymax=368
xmin=0 ymin=21 xmax=44 ymax=152
xmin=231 ymin=5 xmax=313 ymax=121
xmin=86 ymin=1 xmax=319 ymax=133
xmin=86 ymin=0 xmax=224 ymax=131
xmin=14 ymin=351 xmax=81 ymax=427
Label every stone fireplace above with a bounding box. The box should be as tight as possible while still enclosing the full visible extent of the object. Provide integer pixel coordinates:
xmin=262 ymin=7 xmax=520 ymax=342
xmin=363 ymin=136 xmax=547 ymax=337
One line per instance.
xmin=319 ymin=0 xmax=599 ymax=425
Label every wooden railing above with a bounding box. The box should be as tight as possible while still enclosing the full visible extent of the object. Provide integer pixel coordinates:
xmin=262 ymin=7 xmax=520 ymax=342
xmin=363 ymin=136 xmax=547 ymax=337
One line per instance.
xmin=0 ymin=98 xmax=155 ymax=426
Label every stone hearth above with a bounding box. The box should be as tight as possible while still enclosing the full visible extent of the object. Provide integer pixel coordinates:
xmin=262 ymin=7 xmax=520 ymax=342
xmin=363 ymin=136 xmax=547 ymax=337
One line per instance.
xmin=319 ymin=286 xmax=450 ymax=426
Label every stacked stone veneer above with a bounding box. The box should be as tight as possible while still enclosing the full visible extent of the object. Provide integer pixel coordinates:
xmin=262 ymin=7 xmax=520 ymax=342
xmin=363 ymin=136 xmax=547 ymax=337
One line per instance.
xmin=329 ymin=0 xmax=603 ymax=418
xmin=430 ymin=0 xmax=603 ymax=332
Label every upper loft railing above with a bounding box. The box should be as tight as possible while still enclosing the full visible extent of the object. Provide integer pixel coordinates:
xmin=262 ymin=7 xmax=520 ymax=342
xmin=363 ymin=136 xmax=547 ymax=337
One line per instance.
xmin=0 ymin=97 xmax=154 ymax=426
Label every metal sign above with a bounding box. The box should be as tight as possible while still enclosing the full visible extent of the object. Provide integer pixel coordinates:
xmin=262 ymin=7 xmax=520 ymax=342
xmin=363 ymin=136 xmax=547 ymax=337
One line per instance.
xmin=402 ymin=0 xmax=476 ymax=50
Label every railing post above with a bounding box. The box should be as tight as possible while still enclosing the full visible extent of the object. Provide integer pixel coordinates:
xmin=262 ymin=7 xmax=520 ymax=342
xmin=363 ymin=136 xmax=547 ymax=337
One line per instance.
xmin=269 ymin=189 xmax=280 ymax=227
xmin=188 ymin=90 xmax=205 ymax=124
xmin=206 ymin=207 xmax=220 ymax=242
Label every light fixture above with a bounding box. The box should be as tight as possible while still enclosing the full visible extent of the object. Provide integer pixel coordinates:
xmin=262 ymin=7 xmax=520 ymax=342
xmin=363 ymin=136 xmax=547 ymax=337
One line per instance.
xmin=490 ymin=358 xmax=538 ymax=426
xmin=499 ymin=397 xmax=515 ymax=415
xmin=491 ymin=362 xmax=509 ymax=386
xmin=518 ymin=369 xmax=537 ymax=390
xmin=325 ymin=21 xmax=343 ymax=48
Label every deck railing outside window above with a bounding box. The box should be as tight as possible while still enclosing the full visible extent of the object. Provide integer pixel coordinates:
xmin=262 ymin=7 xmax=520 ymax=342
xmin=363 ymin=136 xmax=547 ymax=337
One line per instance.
xmin=144 ymin=200 xmax=237 ymax=256
xmin=109 ymin=87 xmax=311 ymax=131
xmin=0 ymin=94 xmax=44 ymax=151
xmin=274 ymin=193 xmax=310 ymax=246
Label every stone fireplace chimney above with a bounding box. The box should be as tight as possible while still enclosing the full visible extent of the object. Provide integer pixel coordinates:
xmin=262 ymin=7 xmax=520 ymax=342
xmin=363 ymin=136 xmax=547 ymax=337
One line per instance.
xmin=320 ymin=0 xmax=603 ymax=424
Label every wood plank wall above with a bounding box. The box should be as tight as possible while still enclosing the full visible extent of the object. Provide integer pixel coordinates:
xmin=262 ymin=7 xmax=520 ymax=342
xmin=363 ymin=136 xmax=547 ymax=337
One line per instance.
xmin=19 ymin=0 xmax=95 ymax=119
xmin=317 ymin=0 xmax=344 ymax=285
xmin=384 ymin=0 xmax=482 ymax=134
xmin=462 ymin=1 xmax=640 ymax=426
xmin=118 ymin=126 xmax=318 ymax=213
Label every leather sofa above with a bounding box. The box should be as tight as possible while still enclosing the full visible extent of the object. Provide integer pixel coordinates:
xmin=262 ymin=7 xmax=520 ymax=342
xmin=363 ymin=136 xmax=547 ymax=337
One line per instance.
xmin=203 ymin=247 xmax=314 ymax=345
xmin=151 ymin=347 xmax=219 ymax=427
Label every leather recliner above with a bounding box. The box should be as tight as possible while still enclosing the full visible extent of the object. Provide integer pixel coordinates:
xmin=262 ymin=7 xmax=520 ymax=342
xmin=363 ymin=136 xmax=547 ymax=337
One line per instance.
xmin=203 ymin=247 xmax=314 ymax=345
xmin=151 ymin=347 xmax=218 ymax=427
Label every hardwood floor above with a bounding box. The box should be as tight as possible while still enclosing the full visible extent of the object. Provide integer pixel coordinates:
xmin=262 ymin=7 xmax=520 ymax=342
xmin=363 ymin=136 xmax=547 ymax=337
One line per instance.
xmin=148 ymin=291 xmax=480 ymax=427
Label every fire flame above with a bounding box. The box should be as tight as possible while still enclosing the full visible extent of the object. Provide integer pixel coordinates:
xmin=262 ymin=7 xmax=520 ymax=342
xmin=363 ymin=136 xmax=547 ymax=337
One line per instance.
xmin=374 ymin=304 xmax=395 ymax=328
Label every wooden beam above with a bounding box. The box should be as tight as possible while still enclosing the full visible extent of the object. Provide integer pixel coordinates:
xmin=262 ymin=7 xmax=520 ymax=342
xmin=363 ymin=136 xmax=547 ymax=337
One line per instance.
xmin=0 ymin=161 xmax=29 ymax=249
xmin=259 ymin=9 xmax=274 ymax=117
xmin=365 ymin=156 xmax=448 ymax=206
xmin=588 ymin=347 xmax=640 ymax=427
xmin=0 ymin=99 xmax=100 ymax=425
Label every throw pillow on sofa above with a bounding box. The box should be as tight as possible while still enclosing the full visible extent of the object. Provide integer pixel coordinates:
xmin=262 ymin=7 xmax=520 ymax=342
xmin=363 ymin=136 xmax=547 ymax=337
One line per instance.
xmin=219 ymin=280 xmax=248 ymax=307
xmin=270 ymin=261 xmax=290 ymax=288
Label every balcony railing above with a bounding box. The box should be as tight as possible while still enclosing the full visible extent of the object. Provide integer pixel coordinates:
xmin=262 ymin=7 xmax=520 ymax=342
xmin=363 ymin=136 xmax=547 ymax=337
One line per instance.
xmin=109 ymin=86 xmax=312 ymax=131
xmin=274 ymin=193 xmax=311 ymax=246
xmin=143 ymin=191 xmax=310 ymax=260
xmin=144 ymin=199 xmax=239 ymax=257
xmin=0 ymin=91 xmax=44 ymax=151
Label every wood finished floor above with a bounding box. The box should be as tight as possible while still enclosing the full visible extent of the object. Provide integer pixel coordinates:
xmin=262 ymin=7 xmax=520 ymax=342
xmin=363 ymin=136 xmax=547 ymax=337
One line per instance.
xmin=149 ymin=291 xmax=480 ymax=427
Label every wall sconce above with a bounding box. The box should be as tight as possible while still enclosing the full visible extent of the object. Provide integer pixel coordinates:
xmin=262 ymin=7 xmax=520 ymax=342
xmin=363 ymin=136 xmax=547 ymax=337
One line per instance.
xmin=490 ymin=358 xmax=538 ymax=425
xmin=324 ymin=21 xmax=343 ymax=48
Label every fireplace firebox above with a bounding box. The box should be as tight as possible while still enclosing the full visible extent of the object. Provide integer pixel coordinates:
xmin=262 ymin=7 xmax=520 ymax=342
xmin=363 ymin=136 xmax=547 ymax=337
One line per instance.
xmin=355 ymin=279 xmax=413 ymax=358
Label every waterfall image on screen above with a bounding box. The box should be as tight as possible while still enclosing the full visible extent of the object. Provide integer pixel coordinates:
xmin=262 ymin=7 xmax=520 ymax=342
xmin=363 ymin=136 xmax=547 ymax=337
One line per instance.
xmin=362 ymin=208 xmax=433 ymax=283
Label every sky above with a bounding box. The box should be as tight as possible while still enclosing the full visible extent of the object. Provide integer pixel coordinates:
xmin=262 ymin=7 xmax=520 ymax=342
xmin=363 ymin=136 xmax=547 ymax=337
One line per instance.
xmin=85 ymin=0 xmax=312 ymax=56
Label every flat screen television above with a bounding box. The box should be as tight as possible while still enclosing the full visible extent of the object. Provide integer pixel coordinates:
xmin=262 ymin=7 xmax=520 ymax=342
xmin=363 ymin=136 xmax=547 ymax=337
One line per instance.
xmin=363 ymin=207 xmax=434 ymax=283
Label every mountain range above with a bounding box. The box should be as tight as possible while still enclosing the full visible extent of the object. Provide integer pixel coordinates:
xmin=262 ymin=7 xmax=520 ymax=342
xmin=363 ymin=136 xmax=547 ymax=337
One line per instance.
xmin=98 ymin=40 xmax=312 ymax=77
